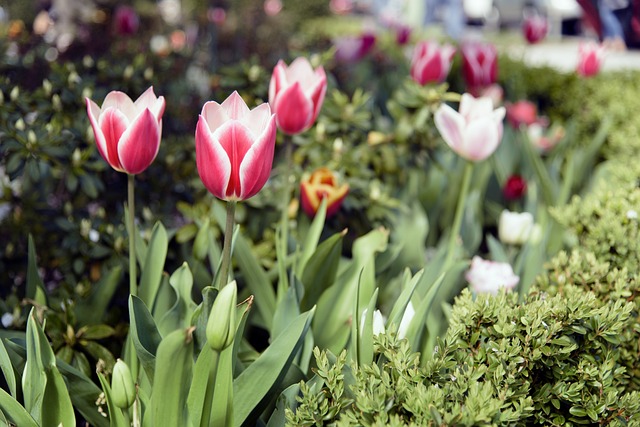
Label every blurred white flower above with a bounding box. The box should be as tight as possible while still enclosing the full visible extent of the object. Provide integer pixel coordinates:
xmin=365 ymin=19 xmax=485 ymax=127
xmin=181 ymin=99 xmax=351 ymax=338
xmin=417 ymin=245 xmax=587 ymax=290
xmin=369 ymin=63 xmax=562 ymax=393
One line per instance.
xmin=498 ymin=210 xmax=534 ymax=245
xmin=1 ymin=313 xmax=13 ymax=328
xmin=89 ymin=229 xmax=100 ymax=243
xmin=627 ymin=210 xmax=638 ymax=220
xmin=397 ymin=301 xmax=414 ymax=339
xmin=465 ymin=256 xmax=519 ymax=295
xmin=360 ymin=308 xmax=386 ymax=336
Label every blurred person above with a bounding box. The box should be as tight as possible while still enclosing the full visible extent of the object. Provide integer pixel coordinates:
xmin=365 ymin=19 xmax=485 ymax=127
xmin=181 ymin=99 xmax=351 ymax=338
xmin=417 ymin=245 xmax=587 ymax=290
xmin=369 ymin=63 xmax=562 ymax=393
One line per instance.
xmin=577 ymin=0 xmax=640 ymax=49
xmin=423 ymin=0 xmax=465 ymax=40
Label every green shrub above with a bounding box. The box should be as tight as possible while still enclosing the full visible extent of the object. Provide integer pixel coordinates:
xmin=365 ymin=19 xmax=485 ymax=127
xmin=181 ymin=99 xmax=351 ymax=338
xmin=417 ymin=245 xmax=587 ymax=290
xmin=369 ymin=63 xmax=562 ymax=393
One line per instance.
xmin=288 ymin=286 xmax=640 ymax=425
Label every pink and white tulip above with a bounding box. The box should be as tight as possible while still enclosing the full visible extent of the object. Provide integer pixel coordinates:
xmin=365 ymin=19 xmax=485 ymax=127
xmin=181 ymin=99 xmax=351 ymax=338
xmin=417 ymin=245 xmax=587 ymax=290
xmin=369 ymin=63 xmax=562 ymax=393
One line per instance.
xmin=461 ymin=41 xmax=498 ymax=92
xmin=577 ymin=41 xmax=605 ymax=77
xmin=410 ymin=41 xmax=456 ymax=85
xmin=86 ymin=87 xmax=165 ymax=175
xmin=269 ymin=57 xmax=327 ymax=135
xmin=434 ymin=93 xmax=506 ymax=162
xmin=195 ymin=91 xmax=277 ymax=201
xmin=522 ymin=14 xmax=548 ymax=44
xmin=465 ymin=256 xmax=519 ymax=295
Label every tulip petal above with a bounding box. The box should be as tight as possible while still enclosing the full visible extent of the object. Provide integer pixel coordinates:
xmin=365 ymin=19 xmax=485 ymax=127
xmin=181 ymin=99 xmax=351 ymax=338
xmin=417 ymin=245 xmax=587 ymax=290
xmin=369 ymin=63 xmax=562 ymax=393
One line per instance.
xmin=269 ymin=60 xmax=288 ymax=105
xmin=434 ymin=104 xmax=466 ymax=156
xmin=238 ymin=115 xmax=277 ymax=199
xmin=98 ymin=107 xmax=130 ymax=171
xmin=102 ymin=91 xmax=137 ymax=122
xmin=135 ymin=87 xmax=166 ymax=121
xmin=86 ymin=98 xmax=109 ymax=164
xmin=461 ymin=117 xmax=500 ymax=162
xmin=214 ymin=121 xmax=254 ymax=199
xmin=221 ymin=91 xmax=250 ymax=120
xmin=241 ymin=103 xmax=273 ymax=139
xmin=274 ymin=82 xmax=313 ymax=134
xmin=196 ymin=116 xmax=231 ymax=200
xmin=118 ymin=108 xmax=161 ymax=174
xmin=460 ymin=93 xmax=494 ymax=119
xmin=202 ymin=101 xmax=231 ymax=134
xmin=286 ymin=57 xmax=316 ymax=88
xmin=308 ymin=68 xmax=327 ymax=121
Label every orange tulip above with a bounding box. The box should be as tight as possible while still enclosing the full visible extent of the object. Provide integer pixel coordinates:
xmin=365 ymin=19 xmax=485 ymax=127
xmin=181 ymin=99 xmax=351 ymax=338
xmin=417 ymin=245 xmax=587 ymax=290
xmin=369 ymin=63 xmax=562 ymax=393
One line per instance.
xmin=300 ymin=167 xmax=348 ymax=217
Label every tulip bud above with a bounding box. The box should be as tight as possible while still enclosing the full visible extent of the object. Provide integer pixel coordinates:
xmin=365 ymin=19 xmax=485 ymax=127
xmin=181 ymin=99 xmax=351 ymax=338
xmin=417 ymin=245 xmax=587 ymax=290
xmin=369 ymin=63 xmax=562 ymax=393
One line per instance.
xmin=577 ymin=41 xmax=605 ymax=77
xmin=300 ymin=167 xmax=349 ymax=218
xmin=360 ymin=308 xmax=385 ymax=336
xmin=465 ymin=256 xmax=519 ymax=295
xmin=111 ymin=359 xmax=136 ymax=409
xmin=206 ymin=281 xmax=238 ymax=352
xmin=503 ymin=175 xmax=527 ymax=201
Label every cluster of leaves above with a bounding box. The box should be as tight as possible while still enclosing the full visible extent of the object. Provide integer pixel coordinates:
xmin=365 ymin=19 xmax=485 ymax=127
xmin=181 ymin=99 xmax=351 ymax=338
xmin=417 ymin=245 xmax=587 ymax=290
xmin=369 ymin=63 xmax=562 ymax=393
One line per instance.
xmin=287 ymin=287 xmax=640 ymax=425
xmin=550 ymin=184 xmax=640 ymax=273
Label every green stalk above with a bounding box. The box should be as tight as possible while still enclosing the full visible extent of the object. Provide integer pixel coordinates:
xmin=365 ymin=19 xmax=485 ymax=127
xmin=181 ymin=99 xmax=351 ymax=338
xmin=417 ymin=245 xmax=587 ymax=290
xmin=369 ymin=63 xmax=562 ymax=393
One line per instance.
xmin=443 ymin=160 xmax=474 ymax=271
xmin=128 ymin=174 xmax=137 ymax=297
xmin=218 ymin=201 xmax=236 ymax=288
xmin=280 ymin=135 xmax=293 ymax=255
xmin=200 ymin=350 xmax=220 ymax=427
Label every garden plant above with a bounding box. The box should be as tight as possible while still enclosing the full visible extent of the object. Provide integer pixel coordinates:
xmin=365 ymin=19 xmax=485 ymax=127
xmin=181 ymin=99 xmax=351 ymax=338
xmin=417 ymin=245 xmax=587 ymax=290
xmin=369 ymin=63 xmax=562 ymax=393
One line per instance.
xmin=0 ymin=1 xmax=640 ymax=426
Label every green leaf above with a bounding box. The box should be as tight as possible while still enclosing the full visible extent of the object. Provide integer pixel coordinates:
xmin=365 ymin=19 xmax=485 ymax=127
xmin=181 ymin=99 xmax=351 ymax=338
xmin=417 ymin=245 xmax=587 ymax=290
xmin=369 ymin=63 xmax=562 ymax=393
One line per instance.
xmin=76 ymin=266 xmax=123 ymax=325
xmin=24 ymin=309 xmax=75 ymax=426
xmin=233 ymin=234 xmax=276 ymax=331
xmin=0 ymin=388 xmax=37 ymax=427
xmin=387 ymin=269 xmax=423 ymax=336
xmin=0 ymin=339 xmax=17 ymax=399
xmin=57 ymin=359 xmax=109 ymax=427
xmin=487 ymin=235 xmax=509 ymax=264
xmin=139 ymin=222 xmax=169 ymax=309
xmin=26 ymin=235 xmax=46 ymax=306
xmin=404 ymin=273 xmax=447 ymax=353
xmin=158 ymin=263 xmax=198 ymax=336
xmin=192 ymin=218 xmax=210 ymax=261
xmin=233 ymin=308 xmax=315 ymax=426
xmin=300 ymin=230 xmax=345 ymax=312
xmin=149 ymin=328 xmax=194 ymax=426
xmin=97 ymin=373 xmax=128 ymax=427
xmin=187 ymin=345 xmax=219 ymax=427
xmin=295 ymin=198 xmax=327 ymax=278
xmin=79 ymin=324 xmax=116 ymax=340
xmin=353 ymin=287 xmax=378 ymax=367
xmin=129 ymin=296 xmax=163 ymax=382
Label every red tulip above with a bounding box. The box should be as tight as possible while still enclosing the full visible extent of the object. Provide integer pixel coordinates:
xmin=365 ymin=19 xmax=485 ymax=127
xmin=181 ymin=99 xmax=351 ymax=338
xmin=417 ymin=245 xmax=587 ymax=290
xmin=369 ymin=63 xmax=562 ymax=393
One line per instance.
xmin=334 ymin=32 xmax=377 ymax=63
xmin=300 ymin=167 xmax=349 ymax=217
xmin=113 ymin=6 xmax=139 ymax=36
xmin=269 ymin=57 xmax=327 ymax=135
xmin=522 ymin=14 xmax=548 ymax=44
xmin=86 ymin=87 xmax=165 ymax=175
xmin=434 ymin=93 xmax=506 ymax=162
xmin=503 ymin=175 xmax=527 ymax=200
xmin=577 ymin=41 xmax=605 ymax=77
xmin=195 ymin=92 xmax=276 ymax=201
xmin=410 ymin=41 xmax=456 ymax=85
xmin=505 ymin=100 xmax=545 ymax=128
xmin=395 ymin=24 xmax=412 ymax=45
xmin=461 ymin=41 xmax=498 ymax=92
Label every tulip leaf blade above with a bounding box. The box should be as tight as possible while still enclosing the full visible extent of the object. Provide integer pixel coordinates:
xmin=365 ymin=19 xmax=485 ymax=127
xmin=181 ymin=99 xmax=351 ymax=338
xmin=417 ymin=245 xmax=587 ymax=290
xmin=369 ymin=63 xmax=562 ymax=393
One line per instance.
xmin=150 ymin=328 xmax=194 ymax=427
xmin=0 ymin=387 xmax=38 ymax=427
xmin=387 ymin=268 xmax=424 ymax=336
xmin=128 ymin=295 xmax=162 ymax=382
xmin=158 ymin=263 xmax=197 ymax=336
xmin=233 ymin=307 xmax=315 ymax=426
xmin=296 ymin=197 xmax=327 ymax=278
xmin=300 ymin=230 xmax=344 ymax=312
xmin=97 ymin=372 xmax=128 ymax=427
xmin=139 ymin=222 xmax=168 ymax=309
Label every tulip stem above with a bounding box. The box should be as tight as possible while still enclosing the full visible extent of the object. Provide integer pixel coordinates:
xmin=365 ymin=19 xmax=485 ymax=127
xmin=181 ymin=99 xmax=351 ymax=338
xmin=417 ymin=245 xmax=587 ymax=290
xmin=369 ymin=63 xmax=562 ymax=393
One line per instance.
xmin=219 ymin=201 xmax=236 ymax=288
xmin=279 ymin=135 xmax=293 ymax=267
xmin=127 ymin=174 xmax=137 ymax=297
xmin=444 ymin=161 xmax=474 ymax=272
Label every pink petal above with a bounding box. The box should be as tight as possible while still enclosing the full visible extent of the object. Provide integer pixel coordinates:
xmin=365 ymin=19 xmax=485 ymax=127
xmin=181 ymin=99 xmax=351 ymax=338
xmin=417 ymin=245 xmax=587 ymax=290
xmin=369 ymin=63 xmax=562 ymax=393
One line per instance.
xmin=195 ymin=116 xmax=231 ymax=200
xmin=221 ymin=91 xmax=250 ymax=120
xmin=134 ymin=87 xmax=158 ymax=111
xmin=274 ymin=82 xmax=313 ymax=135
xmin=434 ymin=104 xmax=466 ymax=156
xmin=117 ymin=108 xmax=161 ymax=174
xmin=461 ymin=117 xmax=501 ymax=161
xmin=214 ymin=121 xmax=254 ymax=199
xmin=238 ymin=114 xmax=277 ymax=199
xmin=269 ymin=60 xmax=288 ymax=105
xmin=86 ymin=98 xmax=109 ymax=165
xmin=460 ymin=94 xmax=494 ymax=121
xmin=102 ymin=91 xmax=137 ymax=122
xmin=241 ymin=103 xmax=273 ymax=138
xmin=202 ymin=101 xmax=230 ymax=134
xmin=286 ymin=57 xmax=316 ymax=88
xmin=307 ymin=68 xmax=327 ymax=123
xmin=98 ymin=107 xmax=130 ymax=171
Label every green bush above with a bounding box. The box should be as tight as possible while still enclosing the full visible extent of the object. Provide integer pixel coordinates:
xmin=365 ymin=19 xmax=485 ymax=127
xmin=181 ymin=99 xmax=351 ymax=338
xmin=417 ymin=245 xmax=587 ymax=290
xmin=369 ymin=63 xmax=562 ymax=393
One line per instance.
xmin=287 ymin=287 xmax=640 ymax=425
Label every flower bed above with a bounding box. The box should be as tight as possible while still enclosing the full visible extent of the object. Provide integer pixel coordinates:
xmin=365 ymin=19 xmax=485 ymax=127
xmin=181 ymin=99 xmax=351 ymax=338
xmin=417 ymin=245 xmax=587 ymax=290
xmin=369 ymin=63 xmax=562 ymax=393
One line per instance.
xmin=0 ymin=3 xmax=640 ymax=425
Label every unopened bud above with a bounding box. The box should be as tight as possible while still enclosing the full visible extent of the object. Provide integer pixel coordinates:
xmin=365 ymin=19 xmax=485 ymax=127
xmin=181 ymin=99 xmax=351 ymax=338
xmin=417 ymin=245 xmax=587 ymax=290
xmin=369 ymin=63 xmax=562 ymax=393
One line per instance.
xmin=206 ymin=281 xmax=237 ymax=352
xmin=111 ymin=359 xmax=136 ymax=409
xmin=15 ymin=118 xmax=25 ymax=131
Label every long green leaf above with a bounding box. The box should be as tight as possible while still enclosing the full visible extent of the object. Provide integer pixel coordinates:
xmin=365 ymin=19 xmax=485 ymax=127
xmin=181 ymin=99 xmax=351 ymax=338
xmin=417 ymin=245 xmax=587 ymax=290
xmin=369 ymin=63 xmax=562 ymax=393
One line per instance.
xmin=295 ymin=198 xmax=327 ymax=278
xmin=158 ymin=263 xmax=197 ymax=336
xmin=300 ymin=230 xmax=344 ymax=312
xmin=97 ymin=373 xmax=128 ymax=427
xmin=57 ymin=359 xmax=109 ymax=427
xmin=128 ymin=296 xmax=163 ymax=382
xmin=26 ymin=235 xmax=46 ymax=305
xmin=76 ymin=266 xmax=123 ymax=325
xmin=139 ymin=222 xmax=168 ymax=309
xmin=150 ymin=328 xmax=194 ymax=426
xmin=24 ymin=309 xmax=75 ymax=426
xmin=387 ymin=269 xmax=423 ymax=335
xmin=0 ymin=339 xmax=17 ymax=399
xmin=0 ymin=388 xmax=37 ymax=427
xmin=233 ymin=308 xmax=315 ymax=426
